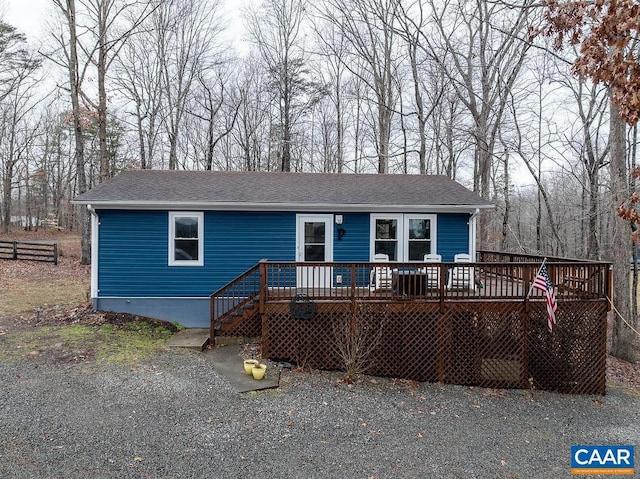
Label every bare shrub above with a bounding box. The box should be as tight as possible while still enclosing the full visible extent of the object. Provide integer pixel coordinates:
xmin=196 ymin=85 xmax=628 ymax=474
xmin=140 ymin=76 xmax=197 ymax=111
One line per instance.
xmin=332 ymin=304 xmax=386 ymax=382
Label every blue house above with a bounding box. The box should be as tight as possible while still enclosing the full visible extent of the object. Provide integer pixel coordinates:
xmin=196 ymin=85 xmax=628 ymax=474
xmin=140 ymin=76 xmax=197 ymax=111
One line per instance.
xmin=74 ymin=170 xmax=493 ymax=328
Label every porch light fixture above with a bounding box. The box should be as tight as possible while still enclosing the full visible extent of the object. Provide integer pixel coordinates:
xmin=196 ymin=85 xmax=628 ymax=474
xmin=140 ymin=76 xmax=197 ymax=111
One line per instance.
xmin=335 ymin=214 xmax=343 ymax=225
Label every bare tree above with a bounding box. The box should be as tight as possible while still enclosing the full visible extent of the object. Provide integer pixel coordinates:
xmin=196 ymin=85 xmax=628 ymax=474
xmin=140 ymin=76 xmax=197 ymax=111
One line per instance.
xmin=394 ymin=0 xmax=444 ymax=174
xmin=426 ymin=0 xmax=534 ymax=244
xmin=76 ymin=0 xmax=154 ymax=180
xmin=50 ymin=0 xmax=91 ymax=264
xmin=318 ymin=0 xmax=400 ymax=174
xmin=114 ymin=32 xmax=164 ymax=169
xmin=232 ymin=57 xmax=272 ymax=172
xmin=428 ymin=72 xmax=467 ymax=178
xmin=246 ymin=0 xmax=326 ymax=172
xmin=0 ymin=70 xmax=42 ymax=234
xmin=34 ymin=106 xmax=77 ymax=229
xmin=563 ymin=79 xmax=609 ymax=259
xmin=508 ymin=75 xmax=567 ymax=256
xmin=610 ymin=103 xmax=633 ymax=361
xmin=154 ymin=0 xmax=224 ymax=170
xmin=544 ymin=0 xmax=640 ymax=361
xmin=189 ymin=65 xmax=240 ymax=171
xmin=0 ymin=22 xmax=40 ymax=233
xmin=312 ymin=21 xmax=352 ymax=173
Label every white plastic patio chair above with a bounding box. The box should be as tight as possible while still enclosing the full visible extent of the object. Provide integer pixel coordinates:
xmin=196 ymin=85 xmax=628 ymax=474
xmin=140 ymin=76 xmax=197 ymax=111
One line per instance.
xmin=447 ymin=253 xmax=475 ymax=291
xmin=422 ymin=253 xmax=442 ymax=289
xmin=370 ymin=253 xmax=393 ymax=291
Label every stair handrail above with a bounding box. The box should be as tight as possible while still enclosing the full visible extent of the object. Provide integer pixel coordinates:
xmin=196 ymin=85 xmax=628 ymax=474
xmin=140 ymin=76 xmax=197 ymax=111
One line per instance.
xmin=210 ymin=260 xmax=266 ymax=340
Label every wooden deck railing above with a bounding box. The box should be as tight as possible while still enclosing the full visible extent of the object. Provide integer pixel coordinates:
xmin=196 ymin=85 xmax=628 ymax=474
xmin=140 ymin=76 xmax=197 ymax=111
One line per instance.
xmin=210 ymin=254 xmax=612 ymax=340
xmin=210 ymin=261 xmax=263 ymax=341
xmin=260 ymin=259 xmax=611 ymax=304
xmin=478 ymin=249 xmax=596 ymax=264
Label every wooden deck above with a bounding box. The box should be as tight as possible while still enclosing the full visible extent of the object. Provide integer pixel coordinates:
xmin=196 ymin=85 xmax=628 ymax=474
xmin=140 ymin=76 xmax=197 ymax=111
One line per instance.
xmin=210 ymin=251 xmax=611 ymax=394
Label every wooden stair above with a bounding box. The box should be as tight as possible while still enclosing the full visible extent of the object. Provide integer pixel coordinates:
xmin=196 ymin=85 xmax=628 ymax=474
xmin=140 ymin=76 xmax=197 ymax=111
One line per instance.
xmin=215 ymin=298 xmax=260 ymax=333
xmin=210 ymin=262 xmax=264 ymax=340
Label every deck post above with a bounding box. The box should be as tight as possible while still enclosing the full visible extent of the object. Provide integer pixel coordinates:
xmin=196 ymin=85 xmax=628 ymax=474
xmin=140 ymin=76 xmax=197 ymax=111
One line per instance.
xmin=437 ymin=310 xmax=447 ymax=383
xmin=259 ymin=260 xmax=269 ymax=357
xmin=606 ymin=264 xmax=613 ymax=311
xmin=350 ymin=264 xmax=357 ymax=314
xmin=259 ymin=259 xmax=267 ymax=314
xmin=209 ymin=294 xmax=216 ymax=348
xmin=523 ymin=264 xmax=531 ymax=313
xmin=521 ymin=301 xmax=530 ymax=388
xmin=439 ymin=264 xmax=446 ymax=314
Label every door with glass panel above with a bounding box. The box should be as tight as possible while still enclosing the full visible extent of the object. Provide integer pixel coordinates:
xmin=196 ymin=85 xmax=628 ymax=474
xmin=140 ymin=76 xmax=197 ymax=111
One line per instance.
xmin=296 ymin=215 xmax=333 ymax=290
xmin=405 ymin=216 xmax=433 ymax=261
xmin=373 ymin=216 xmax=400 ymax=260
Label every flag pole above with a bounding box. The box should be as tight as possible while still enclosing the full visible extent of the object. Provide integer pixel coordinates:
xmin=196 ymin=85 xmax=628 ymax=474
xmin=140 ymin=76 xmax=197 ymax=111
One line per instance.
xmin=527 ymin=257 xmax=547 ymax=298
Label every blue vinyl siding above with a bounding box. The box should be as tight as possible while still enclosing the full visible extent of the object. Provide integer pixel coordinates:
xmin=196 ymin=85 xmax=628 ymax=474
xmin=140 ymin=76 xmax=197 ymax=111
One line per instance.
xmin=333 ymin=213 xmax=370 ymax=262
xmin=97 ymin=210 xmax=470 ymax=298
xmin=332 ymin=213 xmax=370 ymax=287
xmin=208 ymin=211 xmax=295 ymax=287
xmin=98 ymin=210 xmax=295 ymax=297
xmin=437 ymin=213 xmax=470 ymax=261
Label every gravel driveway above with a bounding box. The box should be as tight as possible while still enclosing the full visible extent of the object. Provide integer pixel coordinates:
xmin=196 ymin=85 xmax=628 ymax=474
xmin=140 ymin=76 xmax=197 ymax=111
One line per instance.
xmin=1 ymin=348 xmax=638 ymax=479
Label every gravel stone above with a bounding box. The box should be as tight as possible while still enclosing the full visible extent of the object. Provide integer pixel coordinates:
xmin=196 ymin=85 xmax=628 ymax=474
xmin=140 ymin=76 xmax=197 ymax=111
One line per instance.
xmin=1 ymin=349 xmax=638 ymax=479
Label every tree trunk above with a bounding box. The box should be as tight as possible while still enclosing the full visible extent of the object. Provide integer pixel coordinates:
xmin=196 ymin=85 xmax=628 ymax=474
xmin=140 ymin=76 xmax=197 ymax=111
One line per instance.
xmin=2 ymin=163 xmax=13 ymax=234
xmin=135 ymin=98 xmax=147 ymax=169
xmin=281 ymin=80 xmax=292 ymax=172
xmin=587 ymin=167 xmax=600 ymax=259
xmin=63 ymin=0 xmax=90 ymax=265
xmin=501 ymin=149 xmax=510 ymax=250
xmin=97 ymin=0 xmax=110 ymax=181
xmin=609 ymin=102 xmax=635 ymax=362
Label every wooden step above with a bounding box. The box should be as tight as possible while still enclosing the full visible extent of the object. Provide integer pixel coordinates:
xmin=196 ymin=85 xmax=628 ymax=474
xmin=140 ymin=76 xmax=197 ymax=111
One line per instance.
xmin=216 ymin=306 xmax=260 ymax=332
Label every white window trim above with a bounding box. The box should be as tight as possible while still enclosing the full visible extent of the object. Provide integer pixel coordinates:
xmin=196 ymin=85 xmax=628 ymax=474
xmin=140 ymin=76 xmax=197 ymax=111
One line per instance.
xmin=404 ymin=214 xmax=437 ymax=262
xmin=370 ymin=213 xmax=437 ymax=262
xmin=296 ymin=214 xmax=334 ymax=263
xmin=169 ymin=211 xmax=204 ymax=267
xmin=370 ymin=213 xmax=403 ymax=261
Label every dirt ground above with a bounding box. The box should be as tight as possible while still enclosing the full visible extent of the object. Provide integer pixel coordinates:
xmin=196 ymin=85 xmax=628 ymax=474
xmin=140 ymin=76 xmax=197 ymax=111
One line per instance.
xmin=0 ymin=228 xmax=182 ymax=364
xmin=0 ymin=227 xmax=639 ymax=389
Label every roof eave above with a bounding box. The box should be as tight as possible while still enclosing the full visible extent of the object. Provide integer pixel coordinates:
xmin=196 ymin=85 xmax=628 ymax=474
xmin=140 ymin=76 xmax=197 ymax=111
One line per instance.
xmin=73 ymin=200 xmax=495 ymax=213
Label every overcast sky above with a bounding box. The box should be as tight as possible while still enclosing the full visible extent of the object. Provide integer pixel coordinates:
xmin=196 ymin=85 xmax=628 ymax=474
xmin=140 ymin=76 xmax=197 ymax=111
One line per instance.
xmin=4 ymin=0 xmax=249 ymax=53
xmin=5 ymin=0 xmax=48 ymax=39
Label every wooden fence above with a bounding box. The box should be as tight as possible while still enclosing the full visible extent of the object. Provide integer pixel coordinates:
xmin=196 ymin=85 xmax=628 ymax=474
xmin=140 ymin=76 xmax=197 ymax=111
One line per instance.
xmin=0 ymin=240 xmax=58 ymax=264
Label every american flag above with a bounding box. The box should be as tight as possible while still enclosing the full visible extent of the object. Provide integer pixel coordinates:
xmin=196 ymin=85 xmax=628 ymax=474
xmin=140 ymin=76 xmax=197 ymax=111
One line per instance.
xmin=533 ymin=264 xmax=557 ymax=332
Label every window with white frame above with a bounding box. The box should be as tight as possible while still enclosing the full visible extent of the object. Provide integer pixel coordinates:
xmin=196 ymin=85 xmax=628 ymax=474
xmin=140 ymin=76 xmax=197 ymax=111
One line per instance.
xmin=371 ymin=214 xmax=436 ymax=262
xmin=372 ymin=215 xmax=401 ymax=261
xmin=406 ymin=216 xmax=434 ymax=261
xmin=169 ymin=212 xmax=204 ymax=266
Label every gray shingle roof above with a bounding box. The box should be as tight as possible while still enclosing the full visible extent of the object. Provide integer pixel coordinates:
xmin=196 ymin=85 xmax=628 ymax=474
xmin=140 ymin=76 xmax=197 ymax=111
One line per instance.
xmin=74 ymin=170 xmax=493 ymax=212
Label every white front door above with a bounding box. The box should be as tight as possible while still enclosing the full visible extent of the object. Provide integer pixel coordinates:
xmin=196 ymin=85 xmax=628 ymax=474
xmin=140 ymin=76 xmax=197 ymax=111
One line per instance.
xmin=296 ymin=214 xmax=333 ymax=290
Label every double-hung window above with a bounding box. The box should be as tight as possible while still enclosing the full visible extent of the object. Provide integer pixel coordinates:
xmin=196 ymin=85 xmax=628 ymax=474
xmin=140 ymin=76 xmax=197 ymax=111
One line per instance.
xmin=406 ymin=216 xmax=433 ymax=261
xmin=169 ymin=212 xmax=203 ymax=266
xmin=373 ymin=216 xmax=399 ymax=260
xmin=371 ymin=214 xmax=436 ymax=262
